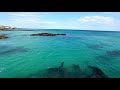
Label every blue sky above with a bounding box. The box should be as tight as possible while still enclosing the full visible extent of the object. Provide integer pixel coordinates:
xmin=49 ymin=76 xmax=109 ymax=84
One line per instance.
xmin=0 ymin=12 xmax=120 ymax=31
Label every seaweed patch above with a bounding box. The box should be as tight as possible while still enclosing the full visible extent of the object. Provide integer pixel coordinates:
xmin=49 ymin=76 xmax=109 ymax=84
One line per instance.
xmin=46 ymin=62 xmax=69 ymax=78
xmin=95 ymin=50 xmax=120 ymax=65
xmin=96 ymin=55 xmax=111 ymax=61
xmin=86 ymin=66 xmax=108 ymax=78
xmin=71 ymin=64 xmax=86 ymax=78
xmin=87 ymin=44 xmax=104 ymax=50
xmin=0 ymin=46 xmax=28 ymax=56
xmin=106 ymin=50 xmax=120 ymax=57
xmin=28 ymin=62 xmax=108 ymax=78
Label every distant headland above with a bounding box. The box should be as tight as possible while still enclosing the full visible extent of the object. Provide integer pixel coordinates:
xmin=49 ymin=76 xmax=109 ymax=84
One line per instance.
xmin=0 ymin=25 xmax=21 ymax=31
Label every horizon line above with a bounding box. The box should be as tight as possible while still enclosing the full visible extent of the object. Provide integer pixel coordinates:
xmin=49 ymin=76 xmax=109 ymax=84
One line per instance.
xmin=14 ymin=28 xmax=120 ymax=32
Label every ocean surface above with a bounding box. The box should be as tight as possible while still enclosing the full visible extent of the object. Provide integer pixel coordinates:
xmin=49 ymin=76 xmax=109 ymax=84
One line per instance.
xmin=0 ymin=29 xmax=120 ymax=78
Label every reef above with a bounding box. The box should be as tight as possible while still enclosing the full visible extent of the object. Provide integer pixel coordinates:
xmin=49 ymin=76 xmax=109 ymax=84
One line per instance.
xmin=46 ymin=62 xmax=68 ymax=78
xmin=0 ymin=35 xmax=9 ymax=39
xmin=30 ymin=33 xmax=66 ymax=36
xmin=96 ymin=50 xmax=120 ymax=63
xmin=0 ymin=46 xmax=28 ymax=56
xmin=0 ymin=45 xmax=9 ymax=50
xmin=87 ymin=66 xmax=108 ymax=78
xmin=87 ymin=44 xmax=104 ymax=50
xmin=106 ymin=50 xmax=120 ymax=57
xmin=96 ymin=55 xmax=111 ymax=61
xmin=71 ymin=64 xmax=86 ymax=78
xmin=72 ymin=64 xmax=81 ymax=71
xmin=28 ymin=62 xmax=109 ymax=78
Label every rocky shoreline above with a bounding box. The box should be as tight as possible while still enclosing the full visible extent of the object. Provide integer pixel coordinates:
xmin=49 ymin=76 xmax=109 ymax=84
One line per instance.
xmin=30 ymin=33 xmax=66 ymax=36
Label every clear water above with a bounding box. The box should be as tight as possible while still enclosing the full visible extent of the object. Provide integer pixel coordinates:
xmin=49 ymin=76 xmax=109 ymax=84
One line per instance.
xmin=0 ymin=29 xmax=120 ymax=78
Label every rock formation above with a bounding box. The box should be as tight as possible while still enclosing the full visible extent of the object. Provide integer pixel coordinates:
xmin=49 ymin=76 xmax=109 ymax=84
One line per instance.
xmin=46 ymin=62 xmax=66 ymax=78
xmin=87 ymin=66 xmax=108 ymax=78
xmin=0 ymin=35 xmax=9 ymax=39
xmin=28 ymin=63 xmax=109 ymax=78
xmin=30 ymin=33 xmax=66 ymax=36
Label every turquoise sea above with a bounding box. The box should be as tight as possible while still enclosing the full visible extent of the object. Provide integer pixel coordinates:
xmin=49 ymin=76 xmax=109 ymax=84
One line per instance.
xmin=0 ymin=29 xmax=120 ymax=78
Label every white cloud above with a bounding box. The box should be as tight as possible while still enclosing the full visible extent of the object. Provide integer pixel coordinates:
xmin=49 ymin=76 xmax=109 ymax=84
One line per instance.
xmin=102 ymin=12 xmax=113 ymax=14
xmin=10 ymin=13 xmax=39 ymax=17
xmin=66 ymin=15 xmax=120 ymax=31
xmin=78 ymin=16 xmax=114 ymax=24
xmin=7 ymin=13 xmax=120 ymax=31
xmin=8 ymin=12 xmax=56 ymax=27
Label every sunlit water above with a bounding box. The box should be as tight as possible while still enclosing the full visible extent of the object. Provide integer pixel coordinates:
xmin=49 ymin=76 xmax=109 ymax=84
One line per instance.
xmin=0 ymin=29 xmax=120 ymax=78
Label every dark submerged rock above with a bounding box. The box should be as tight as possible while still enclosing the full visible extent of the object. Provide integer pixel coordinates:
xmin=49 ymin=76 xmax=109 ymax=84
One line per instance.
xmin=106 ymin=50 xmax=120 ymax=56
xmin=0 ymin=35 xmax=9 ymax=39
xmin=48 ymin=62 xmax=64 ymax=72
xmin=59 ymin=62 xmax=64 ymax=69
xmin=0 ymin=45 xmax=9 ymax=49
xmin=71 ymin=64 xmax=81 ymax=78
xmin=46 ymin=62 xmax=66 ymax=78
xmin=71 ymin=64 xmax=86 ymax=78
xmin=87 ymin=44 xmax=104 ymax=50
xmin=29 ymin=63 xmax=109 ymax=78
xmin=96 ymin=55 xmax=111 ymax=61
xmin=0 ymin=47 xmax=28 ymax=55
xmin=95 ymin=50 xmax=120 ymax=64
xmin=72 ymin=64 xmax=81 ymax=71
xmin=30 ymin=33 xmax=66 ymax=36
xmin=95 ymin=54 xmax=117 ymax=66
xmin=87 ymin=66 xmax=108 ymax=78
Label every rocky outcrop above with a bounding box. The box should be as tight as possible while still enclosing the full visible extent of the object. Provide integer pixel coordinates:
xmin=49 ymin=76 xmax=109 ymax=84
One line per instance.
xmin=47 ymin=62 xmax=64 ymax=72
xmin=0 ymin=35 xmax=9 ymax=39
xmin=30 ymin=33 xmax=66 ymax=36
xmin=87 ymin=66 xmax=108 ymax=78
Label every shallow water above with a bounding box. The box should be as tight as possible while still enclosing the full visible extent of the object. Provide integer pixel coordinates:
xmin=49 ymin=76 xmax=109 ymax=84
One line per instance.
xmin=0 ymin=29 xmax=120 ymax=78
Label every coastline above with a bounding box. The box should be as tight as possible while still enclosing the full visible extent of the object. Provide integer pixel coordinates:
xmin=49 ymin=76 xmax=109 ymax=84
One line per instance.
xmin=3 ymin=29 xmax=120 ymax=33
xmin=0 ymin=25 xmax=119 ymax=32
xmin=0 ymin=25 xmax=21 ymax=31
